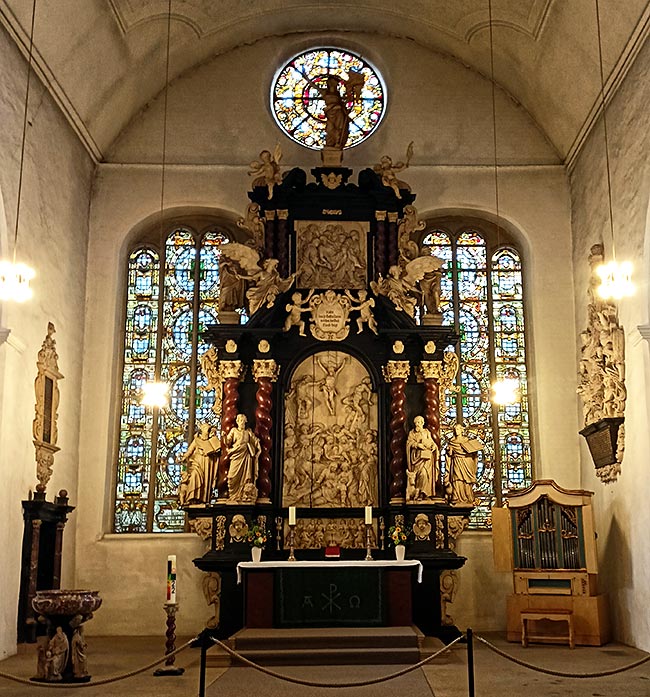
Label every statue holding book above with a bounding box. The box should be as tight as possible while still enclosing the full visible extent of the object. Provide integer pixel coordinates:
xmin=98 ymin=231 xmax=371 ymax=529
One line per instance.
xmin=445 ymin=423 xmax=482 ymax=506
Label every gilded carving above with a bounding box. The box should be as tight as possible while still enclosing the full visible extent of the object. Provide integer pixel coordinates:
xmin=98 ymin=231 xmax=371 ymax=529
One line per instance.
xmin=215 ymin=515 xmax=226 ymax=550
xmin=371 ymin=256 xmax=443 ymax=318
xmin=283 ymin=352 xmax=378 ymax=508
xmin=295 ymin=220 xmax=368 ymax=290
xmin=252 ymin=359 xmax=280 ymax=382
xmin=287 ymin=518 xmax=377 ymax=549
xmin=199 ymin=347 xmax=223 ymax=417
xmin=220 ymin=360 xmax=244 ymax=380
xmin=237 ymin=202 xmax=265 ymax=252
xmin=382 ymin=360 xmax=410 ymax=382
xmin=321 ymin=172 xmax=343 ymax=189
xmin=397 ymin=204 xmax=423 ymax=262
xmin=419 ymin=351 xmax=459 ymax=394
xmin=309 ymin=290 xmax=352 ymax=341
xmin=373 ymin=142 xmax=413 ymax=200
xmin=284 ymin=290 xmax=314 ymax=336
xmin=33 ymin=323 xmax=63 ymax=493
xmin=189 ymin=517 xmax=213 ymax=542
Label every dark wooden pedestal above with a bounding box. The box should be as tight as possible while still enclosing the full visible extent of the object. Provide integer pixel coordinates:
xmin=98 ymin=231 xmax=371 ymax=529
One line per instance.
xmin=18 ymin=491 xmax=74 ymax=643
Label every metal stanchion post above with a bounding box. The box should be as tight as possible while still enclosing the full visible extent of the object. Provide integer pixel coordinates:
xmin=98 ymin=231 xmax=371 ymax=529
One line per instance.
xmin=467 ymin=627 xmax=475 ymax=697
xmin=199 ymin=639 xmax=207 ymax=697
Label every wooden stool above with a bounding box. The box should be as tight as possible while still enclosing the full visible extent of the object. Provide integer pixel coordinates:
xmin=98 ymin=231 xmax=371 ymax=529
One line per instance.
xmin=521 ymin=609 xmax=575 ymax=649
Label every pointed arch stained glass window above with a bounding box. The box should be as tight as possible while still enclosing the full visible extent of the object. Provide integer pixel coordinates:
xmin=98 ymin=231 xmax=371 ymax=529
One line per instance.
xmin=272 ymin=48 xmax=386 ymax=149
xmin=114 ymin=227 xmax=229 ymax=533
xmin=422 ymin=226 xmax=532 ymax=529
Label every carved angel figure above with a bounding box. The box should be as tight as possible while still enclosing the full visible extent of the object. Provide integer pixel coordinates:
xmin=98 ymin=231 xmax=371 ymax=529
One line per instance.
xmin=248 ymin=145 xmax=283 ymax=198
xmin=371 ymin=255 xmax=442 ymax=317
xmin=345 ymin=289 xmax=378 ymax=334
xmin=220 ymin=242 xmax=294 ymax=316
xmin=373 ymin=141 xmax=414 ymax=198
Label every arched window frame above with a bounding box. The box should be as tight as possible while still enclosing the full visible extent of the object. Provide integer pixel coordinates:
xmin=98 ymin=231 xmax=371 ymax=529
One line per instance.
xmin=113 ymin=218 xmax=235 ymax=534
xmin=420 ymin=217 xmax=534 ymax=528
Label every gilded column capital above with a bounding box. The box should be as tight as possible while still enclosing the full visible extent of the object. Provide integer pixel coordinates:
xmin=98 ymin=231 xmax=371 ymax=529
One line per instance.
xmin=375 ymin=210 xmax=387 ymax=221
xmin=277 ymin=209 xmax=289 ymax=220
xmin=266 ymin=210 xmax=277 ymax=220
xmin=387 ymin=212 xmax=398 ymax=223
xmin=220 ymin=360 xmax=245 ymax=380
xmin=418 ymin=350 xmax=459 ymax=392
xmin=252 ymin=359 xmax=280 ymax=382
xmin=382 ymin=360 xmax=411 ymax=382
xmin=418 ymin=360 xmax=442 ymax=381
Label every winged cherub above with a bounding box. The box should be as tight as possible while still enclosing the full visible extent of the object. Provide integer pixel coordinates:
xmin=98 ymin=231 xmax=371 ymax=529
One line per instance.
xmin=248 ymin=145 xmax=283 ymax=198
xmin=373 ymin=141 xmax=414 ymax=199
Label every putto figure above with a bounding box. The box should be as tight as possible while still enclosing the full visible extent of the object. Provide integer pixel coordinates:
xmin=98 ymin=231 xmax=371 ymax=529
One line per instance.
xmin=373 ymin=142 xmax=414 ymax=198
xmin=248 ymin=145 xmax=283 ymax=198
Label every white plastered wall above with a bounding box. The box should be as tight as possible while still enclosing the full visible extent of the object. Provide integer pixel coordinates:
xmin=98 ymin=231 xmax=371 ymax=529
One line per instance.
xmin=78 ymin=32 xmax=578 ymax=636
xmin=569 ymin=33 xmax=650 ymax=651
xmin=0 ymin=24 xmax=94 ymax=658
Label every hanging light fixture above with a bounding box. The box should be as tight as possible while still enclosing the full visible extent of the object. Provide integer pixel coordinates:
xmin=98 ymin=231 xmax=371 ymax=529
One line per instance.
xmin=593 ymin=0 xmax=634 ymax=300
xmin=0 ymin=0 xmax=37 ymax=302
xmin=142 ymin=0 xmax=173 ymax=408
xmin=485 ymin=0 xmax=519 ymax=406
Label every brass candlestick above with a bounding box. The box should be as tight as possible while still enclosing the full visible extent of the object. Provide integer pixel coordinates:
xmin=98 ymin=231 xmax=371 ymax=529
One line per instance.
xmin=365 ymin=523 xmax=373 ymax=561
xmin=288 ymin=524 xmax=296 ymax=561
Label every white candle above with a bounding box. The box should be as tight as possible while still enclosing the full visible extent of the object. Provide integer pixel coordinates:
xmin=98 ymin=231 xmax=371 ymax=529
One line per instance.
xmin=167 ymin=554 xmax=177 ymax=603
xmin=365 ymin=506 xmax=372 ymax=525
xmin=288 ymin=506 xmax=296 ymax=526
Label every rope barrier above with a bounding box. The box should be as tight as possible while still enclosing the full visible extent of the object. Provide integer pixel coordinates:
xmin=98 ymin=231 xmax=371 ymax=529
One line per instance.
xmin=0 ymin=637 xmax=196 ymax=688
xmin=475 ymin=634 xmax=650 ymax=679
xmin=209 ymin=634 xmax=463 ymax=688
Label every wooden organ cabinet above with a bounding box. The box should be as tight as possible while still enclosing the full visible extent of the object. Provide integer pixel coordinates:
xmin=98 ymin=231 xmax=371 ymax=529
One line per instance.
xmin=492 ymin=480 xmax=609 ymax=646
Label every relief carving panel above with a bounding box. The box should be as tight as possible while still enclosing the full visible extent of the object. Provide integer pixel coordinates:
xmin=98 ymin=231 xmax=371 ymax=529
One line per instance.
xmin=283 ymin=351 xmax=378 ymax=507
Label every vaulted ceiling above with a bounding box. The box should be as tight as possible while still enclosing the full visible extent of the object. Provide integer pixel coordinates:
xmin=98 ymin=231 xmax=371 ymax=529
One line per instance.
xmin=1 ymin=0 xmax=648 ymax=163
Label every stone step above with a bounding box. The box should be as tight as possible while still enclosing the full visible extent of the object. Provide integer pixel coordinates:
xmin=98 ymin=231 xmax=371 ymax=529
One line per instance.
xmin=207 ymin=625 xmax=423 ymax=666
xmin=231 ymin=646 xmax=421 ymax=666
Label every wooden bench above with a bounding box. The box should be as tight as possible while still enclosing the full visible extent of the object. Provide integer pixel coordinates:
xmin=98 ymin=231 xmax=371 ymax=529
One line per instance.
xmin=521 ymin=609 xmax=575 ymax=649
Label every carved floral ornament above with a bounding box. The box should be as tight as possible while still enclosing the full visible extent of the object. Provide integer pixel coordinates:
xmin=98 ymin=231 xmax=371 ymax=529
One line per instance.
xmin=382 ymin=360 xmax=410 ymax=382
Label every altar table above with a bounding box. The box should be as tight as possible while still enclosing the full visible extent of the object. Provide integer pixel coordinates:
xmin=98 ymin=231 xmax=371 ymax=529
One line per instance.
xmin=237 ymin=560 xmax=423 ymax=628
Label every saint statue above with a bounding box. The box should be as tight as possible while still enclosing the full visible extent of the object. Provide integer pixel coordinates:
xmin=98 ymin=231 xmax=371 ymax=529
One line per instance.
xmin=225 ymin=414 xmax=261 ymax=503
xmin=405 ymin=415 xmax=439 ymax=501
xmin=45 ymin=626 xmax=69 ymax=681
xmin=178 ymin=423 xmax=220 ymax=506
xmin=71 ymin=626 xmax=88 ymax=679
xmin=445 ymin=423 xmax=482 ymax=506
xmin=311 ymin=71 xmax=365 ymax=149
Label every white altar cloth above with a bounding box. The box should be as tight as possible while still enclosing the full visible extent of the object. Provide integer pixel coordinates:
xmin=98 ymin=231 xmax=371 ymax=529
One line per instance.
xmin=237 ymin=559 xmax=423 ymax=584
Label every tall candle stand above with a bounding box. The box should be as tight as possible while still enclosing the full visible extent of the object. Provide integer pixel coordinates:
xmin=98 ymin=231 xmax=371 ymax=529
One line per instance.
xmin=365 ymin=523 xmax=373 ymax=561
xmin=287 ymin=524 xmax=297 ymax=561
xmin=275 ymin=516 xmax=283 ymax=551
xmin=153 ymin=602 xmax=185 ymax=676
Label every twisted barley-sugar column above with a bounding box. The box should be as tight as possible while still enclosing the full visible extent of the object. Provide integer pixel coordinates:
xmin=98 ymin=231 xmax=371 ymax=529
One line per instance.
xmin=217 ymin=360 xmax=244 ymax=498
xmin=375 ymin=211 xmax=387 ymax=277
xmin=276 ymin=210 xmax=289 ymax=278
xmin=387 ymin=212 xmax=399 ymax=269
xmin=421 ymin=361 xmax=442 ymax=493
xmin=264 ymin=210 xmax=276 ymax=260
xmin=253 ymin=359 xmax=279 ymax=503
xmin=384 ymin=360 xmax=411 ymax=503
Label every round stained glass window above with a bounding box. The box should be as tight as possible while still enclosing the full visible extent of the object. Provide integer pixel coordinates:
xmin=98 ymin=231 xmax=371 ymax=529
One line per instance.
xmin=271 ymin=47 xmax=386 ymax=150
